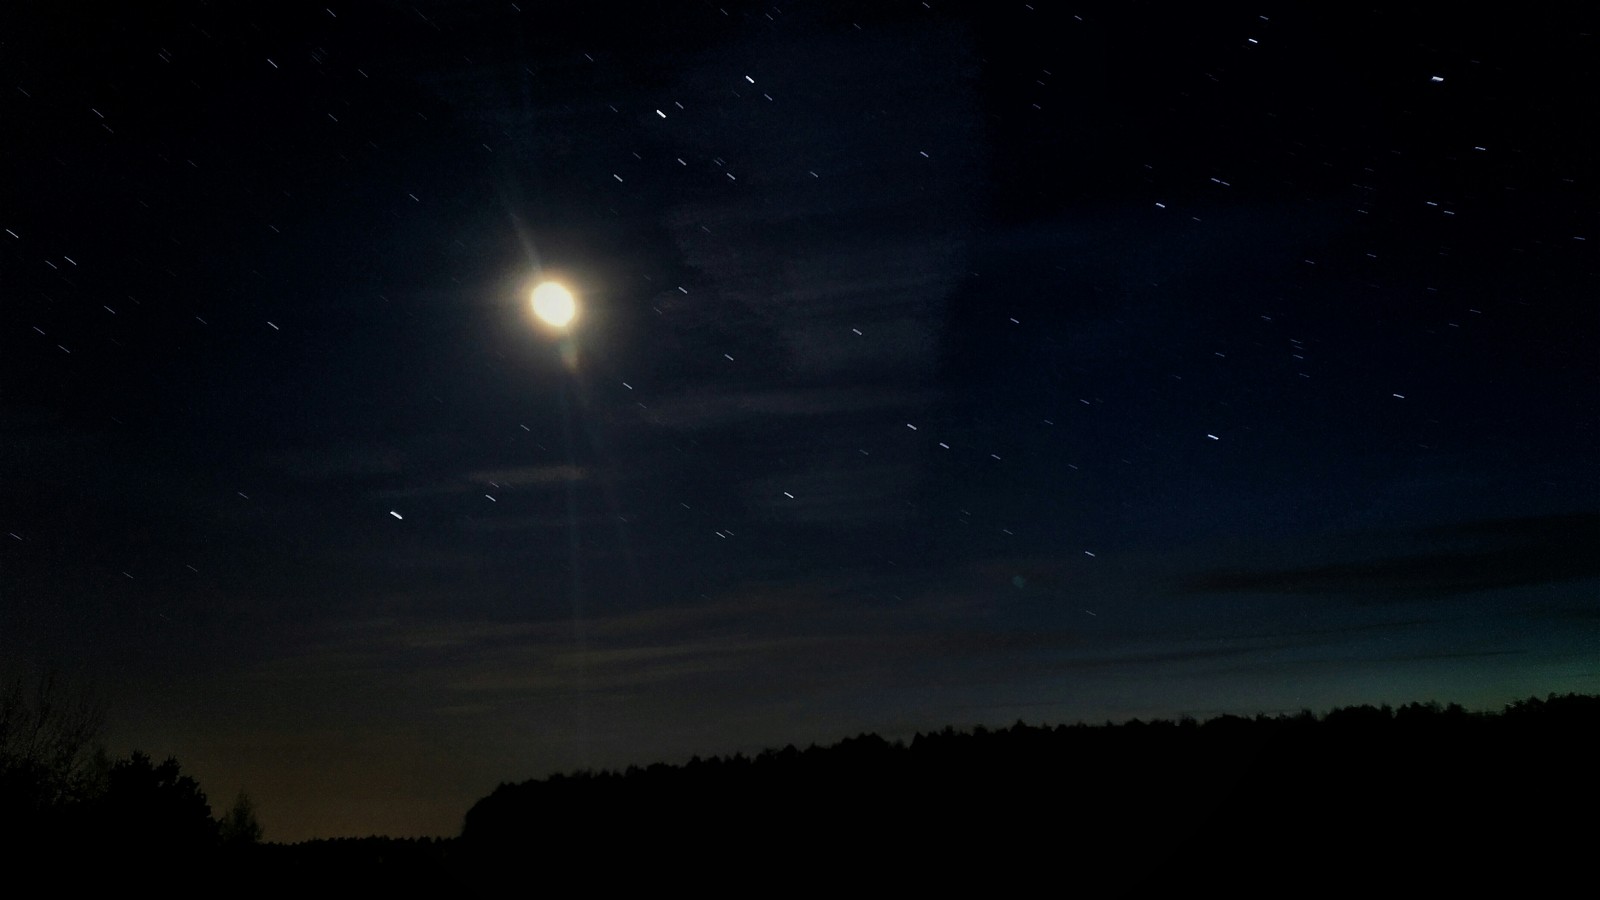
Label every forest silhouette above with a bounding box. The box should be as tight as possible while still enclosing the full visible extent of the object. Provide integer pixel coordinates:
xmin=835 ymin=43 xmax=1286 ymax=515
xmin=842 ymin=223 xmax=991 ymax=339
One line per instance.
xmin=4 ymin=680 xmax=1594 ymax=896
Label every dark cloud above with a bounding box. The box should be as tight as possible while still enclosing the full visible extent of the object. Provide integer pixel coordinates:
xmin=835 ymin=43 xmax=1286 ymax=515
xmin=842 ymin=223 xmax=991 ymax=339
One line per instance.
xmin=1184 ymin=513 xmax=1600 ymax=598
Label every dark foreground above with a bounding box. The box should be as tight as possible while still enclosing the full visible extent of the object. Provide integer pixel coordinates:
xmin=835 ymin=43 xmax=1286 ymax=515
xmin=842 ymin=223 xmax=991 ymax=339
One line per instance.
xmin=16 ymin=695 xmax=1598 ymax=896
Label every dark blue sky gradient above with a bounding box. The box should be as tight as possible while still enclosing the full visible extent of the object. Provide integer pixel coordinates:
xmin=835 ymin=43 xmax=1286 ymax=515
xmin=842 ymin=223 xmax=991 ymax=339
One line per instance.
xmin=3 ymin=1 xmax=1595 ymax=840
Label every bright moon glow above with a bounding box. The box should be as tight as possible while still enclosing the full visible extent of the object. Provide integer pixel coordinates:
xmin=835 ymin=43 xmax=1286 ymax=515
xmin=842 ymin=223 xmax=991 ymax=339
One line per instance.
xmin=532 ymin=282 xmax=577 ymax=327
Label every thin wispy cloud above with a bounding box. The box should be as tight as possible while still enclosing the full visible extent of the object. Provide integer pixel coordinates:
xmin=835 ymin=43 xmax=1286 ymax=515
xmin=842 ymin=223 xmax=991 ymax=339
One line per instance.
xmin=1184 ymin=513 xmax=1600 ymax=598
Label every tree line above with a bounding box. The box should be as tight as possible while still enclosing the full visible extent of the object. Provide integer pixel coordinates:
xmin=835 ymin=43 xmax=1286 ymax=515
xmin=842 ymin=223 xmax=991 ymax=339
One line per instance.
xmin=0 ymin=671 xmax=261 ymax=864
xmin=460 ymin=693 xmax=1597 ymax=894
xmin=6 ymin=670 xmax=1594 ymax=895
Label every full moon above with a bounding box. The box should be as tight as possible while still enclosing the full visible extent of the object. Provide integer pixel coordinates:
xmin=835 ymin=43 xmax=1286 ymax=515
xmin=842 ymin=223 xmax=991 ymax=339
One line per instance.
xmin=531 ymin=281 xmax=577 ymax=327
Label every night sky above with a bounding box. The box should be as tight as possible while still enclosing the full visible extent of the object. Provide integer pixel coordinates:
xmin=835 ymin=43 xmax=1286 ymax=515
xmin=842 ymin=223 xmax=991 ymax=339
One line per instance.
xmin=4 ymin=1 xmax=1596 ymax=841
